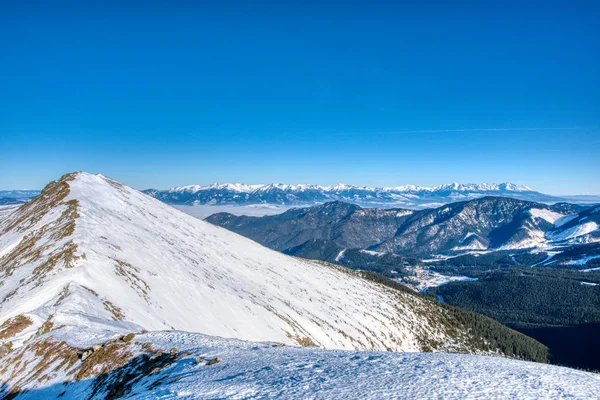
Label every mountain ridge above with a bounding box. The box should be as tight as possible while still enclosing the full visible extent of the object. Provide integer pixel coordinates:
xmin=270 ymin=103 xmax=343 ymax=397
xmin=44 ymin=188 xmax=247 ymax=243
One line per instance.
xmin=144 ymin=181 xmax=559 ymax=208
xmin=8 ymin=183 xmax=600 ymax=211
xmin=142 ymin=181 xmax=600 ymax=211
xmin=157 ymin=181 xmax=533 ymax=194
xmin=0 ymin=172 xmax=549 ymax=358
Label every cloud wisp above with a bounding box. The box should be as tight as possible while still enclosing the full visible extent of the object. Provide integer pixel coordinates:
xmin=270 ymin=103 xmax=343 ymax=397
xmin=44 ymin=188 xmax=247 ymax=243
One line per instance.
xmin=334 ymin=127 xmax=577 ymax=136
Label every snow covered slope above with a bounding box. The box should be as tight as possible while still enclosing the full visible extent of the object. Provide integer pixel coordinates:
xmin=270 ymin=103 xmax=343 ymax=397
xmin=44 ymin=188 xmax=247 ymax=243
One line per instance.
xmin=0 ymin=172 xmax=519 ymax=355
xmin=1 ymin=328 xmax=599 ymax=400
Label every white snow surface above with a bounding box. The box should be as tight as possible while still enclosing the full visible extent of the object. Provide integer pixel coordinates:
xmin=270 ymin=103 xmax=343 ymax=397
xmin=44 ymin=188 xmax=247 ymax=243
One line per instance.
xmin=334 ymin=248 xmax=346 ymax=262
xmin=359 ymin=249 xmax=385 ymax=256
xmin=0 ymin=173 xmax=454 ymax=353
xmin=528 ymin=208 xmax=565 ymax=224
xmin=0 ymin=205 xmax=19 ymax=219
xmin=496 ymin=209 xmax=597 ymax=251
xmin=6 ymin=329 xmax=600 ymax=400
xmin=549 ymin=222 xmax=599 ymax=242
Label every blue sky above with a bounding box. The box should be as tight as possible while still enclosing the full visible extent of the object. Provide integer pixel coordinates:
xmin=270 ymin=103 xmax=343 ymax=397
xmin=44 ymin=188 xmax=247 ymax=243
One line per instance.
xmin=1 ymin=1 xmax=598 ymax=194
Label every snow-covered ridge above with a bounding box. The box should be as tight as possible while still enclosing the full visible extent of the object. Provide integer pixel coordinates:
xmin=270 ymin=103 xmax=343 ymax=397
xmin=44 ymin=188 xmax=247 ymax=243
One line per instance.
xmin=0 ymin=172 xmax=509 ymax=356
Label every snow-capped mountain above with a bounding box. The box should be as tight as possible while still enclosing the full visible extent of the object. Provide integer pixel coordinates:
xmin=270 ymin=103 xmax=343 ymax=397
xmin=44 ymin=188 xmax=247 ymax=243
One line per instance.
xmin=144 ymin=181 xmax=569 ymax=209
xmin=7 ymin=182 xmax=596 ymax=212
xmin=372 ymin=198 xmax=599 ymax=256
xmin=0 ymin=174 xmax=546 ymax=349
xmin=3 ymin=172 xmax=458 ymax=352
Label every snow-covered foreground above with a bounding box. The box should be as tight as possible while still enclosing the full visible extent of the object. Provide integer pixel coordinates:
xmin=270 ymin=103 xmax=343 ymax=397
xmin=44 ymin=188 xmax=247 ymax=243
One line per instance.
xmin=4 ymin=329 xmax=599 ymax=400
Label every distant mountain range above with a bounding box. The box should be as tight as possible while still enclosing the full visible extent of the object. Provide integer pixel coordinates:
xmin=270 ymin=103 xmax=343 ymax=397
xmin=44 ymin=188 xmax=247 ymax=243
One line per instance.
xmin=206 ymin=197 xmax=600 ymax=272
xmin=7 ymin=183 xmax=600 ymax=210
xmin=0 ymin=190 xmax=42 ymax=205
xmin=144 ymin=182 xmax=599 ymax=209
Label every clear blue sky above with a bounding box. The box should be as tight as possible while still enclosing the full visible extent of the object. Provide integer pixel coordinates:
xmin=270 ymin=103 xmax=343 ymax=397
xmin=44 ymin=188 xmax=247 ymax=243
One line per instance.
xmin=1 ymin=1 xmax=598 ymax=194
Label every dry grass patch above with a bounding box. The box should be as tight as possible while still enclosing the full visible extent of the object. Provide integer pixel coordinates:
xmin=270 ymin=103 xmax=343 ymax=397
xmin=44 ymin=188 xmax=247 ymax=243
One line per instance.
xmin=0 ymin=333 xmax=212 ymax=399
xmin=0 ymin=315 xmax=33 ymax=340
xmin=1 ymin=172 xmax=77 ymax=235
xmin=0 ymin=173 xmax=82 ymax=294
xmin=114 ymin=259 xmax=151 ymax=301
xmin=103 ymin=299 xmax=126 ymax=321
xmin=36 ymin=316 xmax=54 ymax=336
xmin=286 ymin=333 xmax=317 ymax=347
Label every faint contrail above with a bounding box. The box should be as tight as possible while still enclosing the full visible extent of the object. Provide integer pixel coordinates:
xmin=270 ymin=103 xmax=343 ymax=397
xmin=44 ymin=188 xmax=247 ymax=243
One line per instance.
xmin=335 ymin=127 xmax=576 ymax=135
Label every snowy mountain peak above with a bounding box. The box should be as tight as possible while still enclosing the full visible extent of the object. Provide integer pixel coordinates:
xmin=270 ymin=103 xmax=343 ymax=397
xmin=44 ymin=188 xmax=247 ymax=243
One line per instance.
xmin=146 ymin=181 xmax=549 ymax=208
xmin=170 ymin=182 xmax=259 ymax=193
xmin=382 ymin=184 xmax=427 ymax=192
xmin=498 ymin=182 xmax=532 ymax=192
xmin=430 ymin=182 xmax=532 ymax=193
xmin=1 ymin=171 xmax=524 ymax=356
xmin=159 ymin=181 xmax=531 ymax=194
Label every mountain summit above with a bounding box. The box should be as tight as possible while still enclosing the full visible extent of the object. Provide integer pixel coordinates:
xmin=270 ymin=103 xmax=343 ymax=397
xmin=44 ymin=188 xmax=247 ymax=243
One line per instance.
xmin=0 ymin=172 xmax=541 ymax=355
